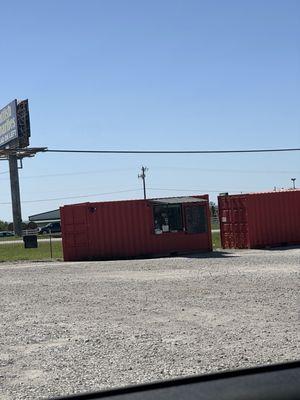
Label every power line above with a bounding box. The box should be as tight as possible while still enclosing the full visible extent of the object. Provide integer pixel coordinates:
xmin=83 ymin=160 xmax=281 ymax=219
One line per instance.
xmin=0 ymin=166 xmax=298 ymax=181
xmin=0 ymin=189 xmax=141 ymax=205
xmin=0 ymin=167 xmax=137 ymax=180
xmin=0 ymin=184 xmax=294 ymax=206
xmin=148 ymin=187 xmax=247 ymax=193
xmin=44 ymin=147 xmax=300 ymax=154
xmin=0 ymin=187 xmax=246 ymax=205
xmin=151 ymin=166 xmax=300 ymax=175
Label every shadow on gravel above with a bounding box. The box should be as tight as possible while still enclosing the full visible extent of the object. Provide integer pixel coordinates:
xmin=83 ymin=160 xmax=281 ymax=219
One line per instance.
xmin=183 ymin=250 xmax=238 ymax=259
xmin=261 ymin=245 xmax=300 ymax=251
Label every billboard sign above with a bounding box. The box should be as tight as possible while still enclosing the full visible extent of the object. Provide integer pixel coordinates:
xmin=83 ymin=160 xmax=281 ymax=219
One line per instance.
xmin=0 ymin=100 xmax=18 ymax=148
xmin=17 ymin=100 xmax=31 ymax=148
xmin=0 ymin=99 xmax=31 ymax=149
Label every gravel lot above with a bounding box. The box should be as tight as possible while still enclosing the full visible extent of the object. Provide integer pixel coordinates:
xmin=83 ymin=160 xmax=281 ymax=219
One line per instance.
xmin=0 ymin=248 xmax=299 ymax=400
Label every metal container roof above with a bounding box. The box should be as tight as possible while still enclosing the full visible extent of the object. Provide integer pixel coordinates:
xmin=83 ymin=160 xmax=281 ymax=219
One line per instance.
xmin=219 ymin=189 xmax=300 ymax=197
xmin=150 ymin=196 xmax=207 ymax=205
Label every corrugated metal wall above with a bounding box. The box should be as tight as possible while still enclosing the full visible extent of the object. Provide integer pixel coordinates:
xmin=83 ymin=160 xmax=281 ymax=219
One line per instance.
xmin=61 ymin=196 xmax=212 ymax=261
xmin=247 ymin=191 xmax=300 ymax=248
xmin=218 ymin=190 xmax=300 ymax=249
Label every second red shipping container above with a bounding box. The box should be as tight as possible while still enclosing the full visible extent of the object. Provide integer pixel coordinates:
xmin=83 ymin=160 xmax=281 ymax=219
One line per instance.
xmin=218 ymin=190 xmax=300 ymax=249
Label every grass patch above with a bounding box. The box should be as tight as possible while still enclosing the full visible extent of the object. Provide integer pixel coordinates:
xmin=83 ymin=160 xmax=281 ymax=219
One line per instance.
xmin=212 ymin=231 xmax=221 ymax=249
xmin=0 ymin=241 xmax=63 ymax=261
xmin=211 ymin=221 xmax=220 ymax=230
xmin=0 ymin=233 xmax=221 ymax=261
xmin=0 ymin=236 xmax=22 ymax=242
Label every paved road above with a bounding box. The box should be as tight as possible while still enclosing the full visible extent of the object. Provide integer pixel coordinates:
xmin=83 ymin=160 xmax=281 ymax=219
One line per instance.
xmin=0 ymin=237 xmax=62 ymax=245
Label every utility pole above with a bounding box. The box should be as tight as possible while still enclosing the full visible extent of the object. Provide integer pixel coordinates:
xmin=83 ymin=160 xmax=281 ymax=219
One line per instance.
xmin=9 ymin=155 xmax=22 ymax=236
xmin=291 ymin=178 xmax=296 ymax=189
xmin=138 ymin=166 xmax=148 ymax=200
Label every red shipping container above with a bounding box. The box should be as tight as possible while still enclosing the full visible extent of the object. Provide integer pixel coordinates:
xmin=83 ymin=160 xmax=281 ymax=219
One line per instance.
xmin=61 ymin=195 xmax=212 ymax=261
xmin=218 ymin=190 xmax=300 ymax=249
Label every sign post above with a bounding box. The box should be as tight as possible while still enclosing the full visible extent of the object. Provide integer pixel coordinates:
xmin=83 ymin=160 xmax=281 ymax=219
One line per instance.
xmin=8 ymin=155 xmax=22 ymax=236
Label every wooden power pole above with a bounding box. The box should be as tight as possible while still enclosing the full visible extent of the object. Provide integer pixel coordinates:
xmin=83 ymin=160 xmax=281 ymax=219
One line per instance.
xmin=9 ymin=154 xmax=22 ymax=236
xmin=138 ymin=166 xmax=148 ymax=200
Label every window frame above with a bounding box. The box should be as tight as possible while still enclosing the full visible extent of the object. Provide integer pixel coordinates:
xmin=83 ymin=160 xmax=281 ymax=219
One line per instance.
xmin=184 ymin=204 xmax=208 ymax=234
xmin=152 ymin=204 xmax=184 ymax=233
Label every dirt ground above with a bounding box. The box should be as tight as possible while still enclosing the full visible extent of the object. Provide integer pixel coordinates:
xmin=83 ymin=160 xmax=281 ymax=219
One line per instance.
xmin=0 ymin=248 xmax=299 ymax=399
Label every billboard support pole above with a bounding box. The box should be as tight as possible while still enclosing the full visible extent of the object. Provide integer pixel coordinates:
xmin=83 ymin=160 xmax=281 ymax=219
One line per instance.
xmin=9 ymin=154 xmax=22 ymax=236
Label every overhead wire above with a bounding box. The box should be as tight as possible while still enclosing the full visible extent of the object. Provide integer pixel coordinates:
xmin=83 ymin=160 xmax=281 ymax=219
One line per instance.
xmin=150 ymin=166 xmax=300 ymax=175
xmin=1 ymin=167 xmax=137 ymax=180
xmin=1 ymin=146 xmax=298 ymax=208
xmin=0 ymin=146 xmax=298 ymax=180
xmin=44 ymin=147 xmax=300 ymax=154
xmin=0 ymin=187 xmax=254 ymax=205
xmin=148 ymin=188 xmax=244 ymax=194
xmin=0 ymin=170 xmax=294 ymax=181
xmin=0 ymin=189 xmax=141 ymax=205
xmin=0 ymin=166 xmax=299 ymax=181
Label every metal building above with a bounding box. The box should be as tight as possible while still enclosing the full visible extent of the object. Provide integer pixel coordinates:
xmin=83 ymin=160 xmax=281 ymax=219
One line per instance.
xmin=60 ymin=195 xmax=212 ymax=261
xmin=218 ymin=190 xmax=300 ymax=249
xmin=28 ymin=209 xmax=60 ymax=225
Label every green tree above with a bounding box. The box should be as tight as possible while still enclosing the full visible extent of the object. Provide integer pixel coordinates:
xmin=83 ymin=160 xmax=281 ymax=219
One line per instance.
xmin=209 ymin=202 xmax=218 ymax=217
xmin=0 ymin=220 xmax=9 ymax=231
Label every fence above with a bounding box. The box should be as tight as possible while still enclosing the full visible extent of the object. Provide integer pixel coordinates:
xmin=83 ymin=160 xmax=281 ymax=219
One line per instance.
xmin=211 ymin=215 xmax=220 ymax=230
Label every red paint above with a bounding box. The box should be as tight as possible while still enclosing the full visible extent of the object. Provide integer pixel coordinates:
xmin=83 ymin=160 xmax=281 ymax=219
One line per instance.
xmin=61 ymin=195 xmax=212 ymax=261
xmin=218 ymin=190 xmax=300 ymax=249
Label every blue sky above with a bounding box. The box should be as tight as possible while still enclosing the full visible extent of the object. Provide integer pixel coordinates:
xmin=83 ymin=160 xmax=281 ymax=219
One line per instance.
xmin=0 ymin=0 xmax=299 ymax=221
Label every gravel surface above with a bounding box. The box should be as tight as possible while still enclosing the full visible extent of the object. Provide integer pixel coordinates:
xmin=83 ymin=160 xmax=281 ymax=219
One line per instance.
xmin=0 ymin=248 xmax=299 ymax=399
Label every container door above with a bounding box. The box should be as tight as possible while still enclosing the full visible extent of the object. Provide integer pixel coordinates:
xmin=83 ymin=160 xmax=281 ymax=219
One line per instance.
xmin=61 ymin=204 xmax=90 ymax=261
xmin=219 ymin=196 xmax=249 ymax=249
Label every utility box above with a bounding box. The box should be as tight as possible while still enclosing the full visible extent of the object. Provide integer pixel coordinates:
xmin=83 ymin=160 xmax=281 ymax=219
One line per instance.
xmin=218 ymin=190 xmax=300 ymax=249
xmin=60 ymin=195 xmax=212 ymax=261
xmin=23 ymin=235 xmax=38 ymax=249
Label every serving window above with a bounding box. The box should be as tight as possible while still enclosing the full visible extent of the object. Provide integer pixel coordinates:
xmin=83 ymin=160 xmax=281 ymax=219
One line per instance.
xmin=152 ymin=200 xmax=208 ymax=235
xmin=153 ymin=204 xmax=183 ymax=233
